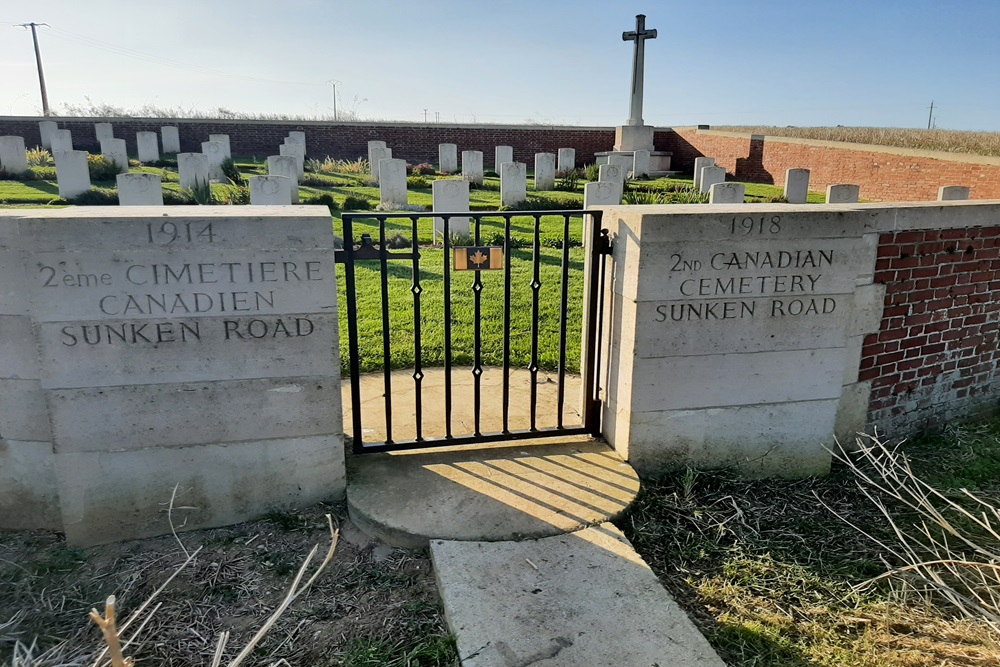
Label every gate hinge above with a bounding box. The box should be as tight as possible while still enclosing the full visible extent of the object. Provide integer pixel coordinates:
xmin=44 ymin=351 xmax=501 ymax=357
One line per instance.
xmin=598 ymin=229 xmax=613 ymax=255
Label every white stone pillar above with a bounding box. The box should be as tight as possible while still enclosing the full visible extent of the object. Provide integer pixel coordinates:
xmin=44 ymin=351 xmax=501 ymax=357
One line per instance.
xmin=692 ymin=157 xmax=716 ymax=190
xmin=369 ymin=146 xmax=391 ymax=183
xmin=279 ymin=143 xmax=305 ymax=179
xmin=557 ymin=148 xmax=576 ymax=172
xmin=439 ymin=143 xmax=458 ymax=173
xmin=432 ymin=179 xmax=471 ymax=241
xmin=709 ymin=182 xmax=746 ymax=204
xmin=177 ymin=153 xmax=210 ymax=190
xmin=500 ymin=162 xmax=527 ymax=207
xmin=462 ymin=150 xmax=484 ymax=185
xmin=161 ymin=126 xmax=181 ymax=153
xmin=53 ymin=150 xmax=91 ymax=199
xmin=117 ymin=173 xmax=164 ymax=206
xmin=632 ymin=150 xmax=651 ymax=178
xmin=201 ymin=141 xmax=227 ymax=181
xmin=534 ymin=153 xmax=556 ymax=191
xmin=583 ymin=181 xmax=622 ymax=208
xmin=784 ymin=168 xmax=810 ymax=204
xmin=699 ymin=166 xmax=726 ymax=194
xmin=267 ymin=155 xmax=300 ymax=203
xmin=209 ymin=134 xmax=231 ymax=158
xmin=379 ymin=158 xmax=408 ymax=207
xmin=100 ymin=138 xmax=129 ymax=174
xmin=136 ymin=132 xmax=160 ymax=163
xmin=0 ymin=136 xmax=28 ymax=175
xmin=495 ymin=146 xmax=513 ymax=173
xmin=826 ymin=184 xmax=860 ymax=203
xmin=38 ymin=120 xmax=58 ymax=149
xmin=50 ymin=129 xmax=73 ymax=154
xmin=599 ymin=163 xmax=624 ymax=186
xmin=938 ymin=186 xmax=970 ymax=201
xmin=249 ymin=175 xmax=292 ymax=205
xmin=94 ymin=123 xmax=114 ymax=142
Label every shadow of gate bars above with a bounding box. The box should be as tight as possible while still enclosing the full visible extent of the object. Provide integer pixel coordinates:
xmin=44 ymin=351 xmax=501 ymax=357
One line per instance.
xmin=335 ymin=209 xmax=611 ymax=453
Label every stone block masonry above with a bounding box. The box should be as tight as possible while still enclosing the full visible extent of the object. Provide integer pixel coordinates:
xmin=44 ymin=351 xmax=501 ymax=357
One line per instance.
xmin=0 ymin=206 xmax=346 ymax=545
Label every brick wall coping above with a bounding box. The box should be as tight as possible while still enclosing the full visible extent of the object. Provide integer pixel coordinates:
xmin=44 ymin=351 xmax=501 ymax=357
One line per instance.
xmin=675 ymin=127 xmax=1000 ymax=167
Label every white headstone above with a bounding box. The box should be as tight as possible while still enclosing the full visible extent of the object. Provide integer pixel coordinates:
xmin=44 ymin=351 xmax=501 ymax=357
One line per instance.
xmin=287 ymin=131 xmax=306 ymax=155
xmin=161 ymin=126 xmax=181 ymax=153
xmin=462 ymin=150 xmax=484 ymax=185
xmin=94 ymin=123 xmax=114 ymax=141
xmin=583 ymin=181 xmax=622 ymax=208
xmin=432 ymin=179 xmax=471 ymax=241
xmin=209 ymin=134 xmax=231 ymax=159
xmin=609 ymin=154 xmax=633 ymax=178
xmin=500 ymin=162 xmax=527 ymax=207
xmin=53 ymin=150 xmax=91 ymax=199
xmin=116 ymin=173 xmax=164 ymax=206
xmin=201 ymin=141 xmax=227 ymax=181
xmin=534 ymin=153 xmax=556 ymax=191
xmin=369 ymin=146 xmax=391 ymax=183
xmin=267 ymin=155 xmax=300 ymax=203
xmin=0 ymin=136 xmax=28 ymax=175
xmin=599 ymin=163 xmax=624 ymax=185
xmin=379 ymin=158 xmax=408 ymax=207
xmin=439 ymin=143 xmax=458 ymax=173
xmin=50 ymin=129 xmax=73 ymax=154
xmin=495 ymin=146 xmax=513 ymax=173
xmin=136 ymin=132 xmax=159 ymax=163
xmin=826 ymin=184 xmax=860 ymax=204
xmin=557 ymin=148 xmax=576 ymax=172
xmin=938 ymin=186 xmax=970 ymax=201
xmin=249 ymin=175 xmax=292 ymax=205
xmin=699 ymin=166 xmax=726 ymax=194
xmin=709 ymin=182 xmax=746 ymax=204
xmin=367 ymin=140 xmax=387 ymax=176
xmin=38 ymin=120 xmax=58 ymax=149
xmin=279 ymin=143 xmax=305 ymax=179
xmin=692 ymin=157 xmax=716 ymax=190
xmin=632 ymin=150 xmax=651 ymax=178
xmin=100 ymin=138 xmax=129 ymax=174
xmin=784 ymin=169 xmax=810 ymax=204
xmin=177 ymin=152 xmax=210 ymax=190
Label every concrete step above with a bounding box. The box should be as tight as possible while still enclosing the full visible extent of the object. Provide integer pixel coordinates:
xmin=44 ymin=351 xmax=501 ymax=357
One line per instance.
xmin=347 ymin=437 xmax=640 ymax=548
xmin=431 ymin=523 xmax=727 ymax=667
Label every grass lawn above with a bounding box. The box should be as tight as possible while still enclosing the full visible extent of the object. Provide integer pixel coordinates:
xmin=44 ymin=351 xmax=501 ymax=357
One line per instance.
xmin=620 ymin=420 xmax=1000 ymax=666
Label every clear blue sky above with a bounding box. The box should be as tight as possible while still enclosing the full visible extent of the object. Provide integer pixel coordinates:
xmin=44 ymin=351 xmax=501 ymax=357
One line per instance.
xmin=2 ymin=0 xmax=998 ymax=129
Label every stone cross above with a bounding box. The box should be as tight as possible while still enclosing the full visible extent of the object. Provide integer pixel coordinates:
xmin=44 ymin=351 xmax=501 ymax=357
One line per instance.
xmin=622 ymin=14 xmax=657 ymax=127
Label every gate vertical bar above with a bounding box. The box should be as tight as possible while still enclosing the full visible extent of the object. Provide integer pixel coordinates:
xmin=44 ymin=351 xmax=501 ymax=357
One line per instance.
xmin=472 ymin=214 xmax=483 ymax=436
xmin=502 ymin=213 xmax=512 ymax=433
xmin=410 ymin=215 xmax=424 ymax=441
xmin=443 ymin=215 xmax=453 ymax=439
xmin=529 ymin=214 xmax=542 ymax=431
xmin=581 ymin=212 xmax=606 ymax=436
xmin=378 ymin=217 xmax=393 ymax=444
xmin=343 ymin=215 xmax=365 ymax=452
xmin=556 ymin=214 xmax=571 ymax=428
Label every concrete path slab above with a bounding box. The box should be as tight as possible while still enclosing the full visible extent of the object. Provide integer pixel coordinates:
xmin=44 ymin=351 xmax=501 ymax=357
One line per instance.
xmin=431 ymin=523 xmax=726 ymax=667
xmin=348 ymin=437 xmax=640 ymax=548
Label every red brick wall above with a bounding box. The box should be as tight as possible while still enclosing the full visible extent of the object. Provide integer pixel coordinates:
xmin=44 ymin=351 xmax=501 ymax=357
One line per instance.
xmin=860 ymin=227 xmax=1000 ymax=433
xmin=658 ymin=128 xmax=1000 ymax=202
xmin=0 ymin=116 xmax=616 ymax=167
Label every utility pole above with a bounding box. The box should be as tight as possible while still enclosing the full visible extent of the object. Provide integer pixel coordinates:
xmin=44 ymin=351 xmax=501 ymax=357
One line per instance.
xmin=423 ymin=109 xmax=428 ymax=122
xmin=16 ymin=22 xmax=50 ymax=116
xmin=326 ymin=79 xmax=340 ymax=120
xmin=927 ymin=100 xmax=934 ymax=130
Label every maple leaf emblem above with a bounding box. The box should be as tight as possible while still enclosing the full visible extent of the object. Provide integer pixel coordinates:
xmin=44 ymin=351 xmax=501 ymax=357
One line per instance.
xmin=470 ymin=250 xmax=488 ymax=266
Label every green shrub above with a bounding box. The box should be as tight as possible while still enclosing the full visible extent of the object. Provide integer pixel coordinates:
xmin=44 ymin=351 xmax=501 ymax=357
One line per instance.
xmin=216 ymin=183 xmax=249 ymax=205
xmin=221 ymin=157 xmax=244 ymax=185
xmin=555 ymin=168 xmax=581 ymax=192
xmin=306 ymin=156 xmax=368 ymax=174
xmin=385 ymin=232 xmax=412 ymax=249
xmin=152 ymin=158 xmax=178 ymax=168
xmin=583 ymin=163 xmax=600 ymax=181
xmin=342 ymin=195 xmax=372 ymax=211
xmin=407 ymin=176 xmax=430 ymax=189
xmin=87 ymin=154 xmax=121 ymax=181
xmin=307 ymin=192 xmax=339 ymax=213
xmin=411 ymin=163 xmax=436 ymax=176
xmin=504 ymin=195 xmax=580 ymax=211
xmin=668 ymin=186 xmax=709 ymax=204
xmin=162 ymin=188 xmax=195 ymax=205
xmin=539 ymin=234 xmax=581 ymax=248
xmin=186 ymin=178 xmax=213 ymax=204
xmin=482 ymin=231 xmax=529 ymax=249
xmin=27 ymin=166 xmax=56 ymax=180
xmin=25 ymin=146 xmax=51 ymax=167
xmin=623 ymin=190 xmax=667 ymax=205
xmin=483 ymin=170 xmax=498 ymax=178
xmin=71 ymin=187 xmax=119 ymax=205
xmin=300 ymin=174 xmax=332 ymax=187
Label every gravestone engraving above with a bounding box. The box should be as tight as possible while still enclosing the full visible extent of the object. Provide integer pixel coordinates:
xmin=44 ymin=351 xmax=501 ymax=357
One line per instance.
xmin=609 ymin=154 xmax=633 ymax=178
xmin=500 ymin=162 xmax=527 ymax=207
xmin=287 ymin=131 xmax=306 ymax=155
xmin=94 ymin=123 xmax=114 ymax=142
xmin=379 ymin=158 xmax=408 ymax=207
xmin=599 ymin=163 xmax=624 ymax=185
xmin=699 ymin=166 xmax=726 ymax=194
xmin=938 ymin=186 xmax=970 ymax=201
xmin=117 ymin=173 xmax=164 ymax=206
xmin=177 ymin=152 xmax=210 ymax=190
xmin=709 ymin=182 xmax=746 ymax=204
xmin=279 ymin=143 xmax=305 ymax=179
xmin=50 ymin=129 xmax=73 ymax=154
xmin=784 ymin=169 xmax=810 ymax=204
xmin=100 ymin=138 xmax=129 ymax=174
xmin=583 ymin=181 xmax=622 ymax=208
xmin=495 ymin=146 xmax=513 ymax=173
xmin=826 ymin=184 xmax=860 ymax=204
xmin=161 ymin=126 xmax=181 ymax=153
xmin=432 ymin=179 xmax=471 ymax=241
xmin=267 ymin=155 xmax=300 ymax=203
xmin=693 ymin=157 xmax=716 ymax=191
xmin=462 ymin=150 xmax=484 ymax=185
xmin=201 ymin=141 xmax=227 ymax=181
xmin=249 ymin=175 xmax=292 ymax=205
xmin=0 ymin=136 xmax=28 ymax=175
xmin=557 ymin=148 xmax=576 ymax=172
xmin=136 ymin=132 xmax=160 ymax=163
xmin=534 ymin=153 xmax=556 ymax=191
xmin=53 ymin=150 xmax=91 ymax=199
xmin=439 ymin=143 xmax=458 ymax=173
xmin=209 ymin=134 xmax=232 ymax=159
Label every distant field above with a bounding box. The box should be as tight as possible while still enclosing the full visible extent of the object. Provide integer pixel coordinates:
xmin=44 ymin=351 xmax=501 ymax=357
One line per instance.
xmin=716 ymin=126 xmax=1000 ymax=158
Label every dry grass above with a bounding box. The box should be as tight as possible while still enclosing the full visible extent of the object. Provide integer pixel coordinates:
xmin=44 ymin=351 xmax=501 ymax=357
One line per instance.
xmin=716 ymin=126 xmax=1000 ymax=158
xmin=0 ymin=503 xmax=456 ymax=667
xmin=619 ymin=420 xmax=1000 ymax=666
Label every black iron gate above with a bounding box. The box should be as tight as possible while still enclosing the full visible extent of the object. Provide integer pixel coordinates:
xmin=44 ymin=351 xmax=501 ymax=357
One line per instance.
xmin=336 ymin=209 xmax=610 ymax=453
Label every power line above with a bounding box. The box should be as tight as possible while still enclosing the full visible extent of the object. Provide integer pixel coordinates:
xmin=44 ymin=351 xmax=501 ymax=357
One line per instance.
xmin=14 ymin=22 xmax=50 ymax=116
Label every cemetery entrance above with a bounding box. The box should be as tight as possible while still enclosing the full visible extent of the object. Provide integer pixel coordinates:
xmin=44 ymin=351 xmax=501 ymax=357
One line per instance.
xmin=337 ymin=210 xmax=610 ymax=453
